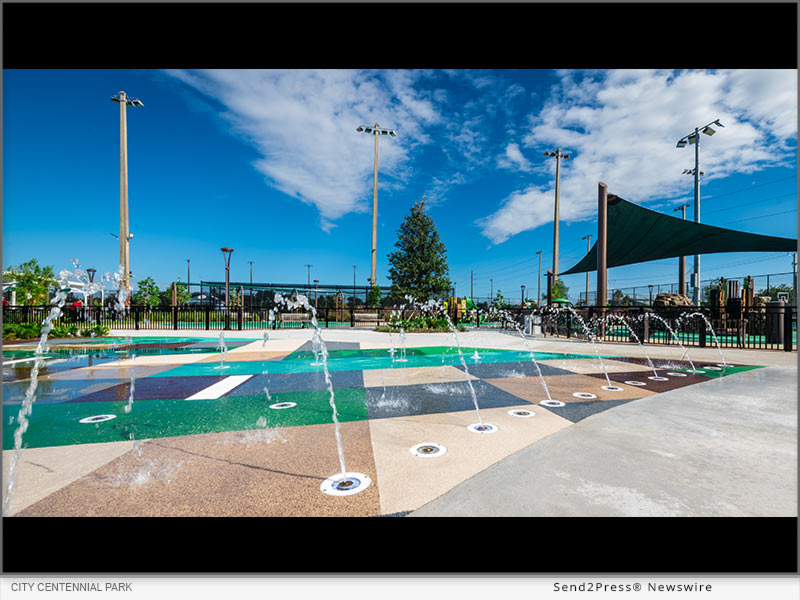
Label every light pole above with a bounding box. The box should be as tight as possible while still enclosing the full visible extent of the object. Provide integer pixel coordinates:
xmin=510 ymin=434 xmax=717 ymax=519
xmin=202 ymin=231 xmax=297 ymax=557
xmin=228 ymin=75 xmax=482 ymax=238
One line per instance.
xmin=221 ymin=247 xmax=233 ymax=329
xmin=187 ymin=259 xmax=191 ymax=298
xmin=521 ymin=285 xmax=526 ymax=307
xmin=673 ymin=203 xmax=691 ymax=296
xmin=304 ymin=264 xmax=312 ymax=298
xmin=248 ymin=261 xmax=254 ymax=308
xmin=357 ymin=123 xmax=397 ymax=287
xmin=314 ymin=279 xmax=319 ymax=309
xmin=352 ymin=265 xmax=357 ymax=308
xmin=536 ymin=250 xmax=543 ymax=307
xmin=676 ymin=119 xmax=723 ymax=305
xmin=581 ymin=235 xmax=592 ymax=306
xmin=490 ymin=278 xmax=493 ymax=304
xmin=87 ymin=268 xmax=97 ymax=310
xmin=648 ymin=284 xmax=654 ymax=306
xmin=544 ymin=148 xmax=571 ymax=284
xmin=111 ymin=91 xmax=143 ymax=302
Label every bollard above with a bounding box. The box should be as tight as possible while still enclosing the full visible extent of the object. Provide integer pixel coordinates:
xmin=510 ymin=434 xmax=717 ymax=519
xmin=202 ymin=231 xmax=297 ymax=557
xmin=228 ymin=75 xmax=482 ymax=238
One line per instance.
xmin=765 ymin=300 xmax=785 ymax=346
xmin=784 ymin=306 xmax=794 ymax=352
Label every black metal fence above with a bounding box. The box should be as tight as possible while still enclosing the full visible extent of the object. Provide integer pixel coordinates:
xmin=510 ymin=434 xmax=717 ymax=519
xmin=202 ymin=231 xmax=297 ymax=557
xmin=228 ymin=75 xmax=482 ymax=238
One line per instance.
xmin=3 ymin=303 xmax=795 ymax=352
xmin=525 ymin=305 xmax=797 ymax=352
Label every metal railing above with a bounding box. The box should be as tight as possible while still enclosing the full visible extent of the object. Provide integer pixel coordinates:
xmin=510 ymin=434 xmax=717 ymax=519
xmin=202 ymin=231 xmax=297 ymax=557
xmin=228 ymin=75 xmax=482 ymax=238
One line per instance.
xmin=527 ymin=305 xmax=796 ymax=352
xmin=4 ymin=303 xmax=795 ymax=352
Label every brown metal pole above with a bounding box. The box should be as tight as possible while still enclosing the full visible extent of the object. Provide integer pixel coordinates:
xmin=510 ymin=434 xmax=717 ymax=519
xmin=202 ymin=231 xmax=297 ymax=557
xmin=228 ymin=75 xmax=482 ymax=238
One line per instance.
xmin=597 ymin=182 xmax=608 ymax=309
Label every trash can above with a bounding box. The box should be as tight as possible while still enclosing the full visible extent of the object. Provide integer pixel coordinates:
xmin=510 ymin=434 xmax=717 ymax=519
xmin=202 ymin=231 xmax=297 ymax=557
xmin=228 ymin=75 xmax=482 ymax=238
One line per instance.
xmin=765 ymin=300 xmax=785 ymax=345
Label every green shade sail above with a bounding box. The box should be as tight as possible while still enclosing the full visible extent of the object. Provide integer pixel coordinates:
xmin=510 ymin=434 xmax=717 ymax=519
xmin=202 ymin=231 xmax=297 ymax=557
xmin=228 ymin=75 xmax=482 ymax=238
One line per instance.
xmin=561 ymin=195 xmax=797 ymax=275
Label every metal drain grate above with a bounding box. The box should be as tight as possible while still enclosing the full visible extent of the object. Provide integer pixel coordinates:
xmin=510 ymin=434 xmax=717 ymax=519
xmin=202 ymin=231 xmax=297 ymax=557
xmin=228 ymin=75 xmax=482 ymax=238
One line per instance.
xmin=409 ymin=442 xmax=447 ymax=458
xmin=320 ymin=472 xmax=372 ymax=496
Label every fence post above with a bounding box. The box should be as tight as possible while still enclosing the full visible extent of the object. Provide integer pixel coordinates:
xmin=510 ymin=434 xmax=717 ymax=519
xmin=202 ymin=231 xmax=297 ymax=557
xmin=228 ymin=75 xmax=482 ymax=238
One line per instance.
xmin=238 ymin=307 xmax=243 ymax=331
xmin=784 ymin=306 xmax=794 ymax=352
xmin=699 ymin=314 xmax=706 ymax=348
xmin=134 ymin=306 xmax=140 ymax=331
xmin=205 ymin=306 xmax=210 ymax=330
xmin=350 ymin=306 xmax=355 ymax=327
xmin=173 ymin=306 xmax=178 ymax=330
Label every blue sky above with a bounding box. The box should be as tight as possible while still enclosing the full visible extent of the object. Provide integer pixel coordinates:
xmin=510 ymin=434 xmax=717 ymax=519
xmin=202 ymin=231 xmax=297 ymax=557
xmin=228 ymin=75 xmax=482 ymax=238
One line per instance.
xmin=3 ymin=69 xmax=797 ymax=301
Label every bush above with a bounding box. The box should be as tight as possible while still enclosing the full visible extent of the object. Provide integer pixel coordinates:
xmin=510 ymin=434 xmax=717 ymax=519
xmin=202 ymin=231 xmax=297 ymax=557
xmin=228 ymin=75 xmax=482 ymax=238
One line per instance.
xmin=79 ymin=324 xmax=110 ymax=338
xmin=3 ymin=322 xmax=42 ymax=340
xmin=50 ymin=324 xmax=79 ymax=338
xmin=377 ymin=313 xmax=464 ymax=333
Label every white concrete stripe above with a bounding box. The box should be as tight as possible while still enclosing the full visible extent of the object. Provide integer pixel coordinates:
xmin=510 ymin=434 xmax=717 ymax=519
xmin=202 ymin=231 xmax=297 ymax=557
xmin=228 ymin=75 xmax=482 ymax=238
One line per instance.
xmin=185 ymin=375 xmax=253 ymax=400
xmin=2 ymin=356 xmax=56 ymax=366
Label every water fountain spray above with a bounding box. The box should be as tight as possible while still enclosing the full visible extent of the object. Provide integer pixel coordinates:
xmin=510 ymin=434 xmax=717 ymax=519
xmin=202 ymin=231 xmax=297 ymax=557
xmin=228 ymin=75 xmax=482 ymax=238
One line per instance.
xmin=3 ymin=267 xmax=72 ymax=516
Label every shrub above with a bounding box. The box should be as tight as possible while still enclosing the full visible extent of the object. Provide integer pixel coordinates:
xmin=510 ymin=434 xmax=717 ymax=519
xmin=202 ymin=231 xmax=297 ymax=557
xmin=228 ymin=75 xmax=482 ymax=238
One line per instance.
xmin=3 ymin=322 xmax=42 ymax=340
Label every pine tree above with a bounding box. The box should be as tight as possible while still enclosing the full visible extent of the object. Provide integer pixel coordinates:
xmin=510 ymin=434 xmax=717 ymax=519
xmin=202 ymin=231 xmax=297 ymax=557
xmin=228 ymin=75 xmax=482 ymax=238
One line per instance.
xmin=387 ymin=197 xmax=452 ymax=303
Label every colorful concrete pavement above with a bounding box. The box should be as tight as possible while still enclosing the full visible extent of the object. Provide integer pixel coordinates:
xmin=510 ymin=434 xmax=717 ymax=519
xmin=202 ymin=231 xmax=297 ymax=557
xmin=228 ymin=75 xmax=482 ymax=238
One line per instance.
xmin=1 ymin=333 xmax=769 ymax=517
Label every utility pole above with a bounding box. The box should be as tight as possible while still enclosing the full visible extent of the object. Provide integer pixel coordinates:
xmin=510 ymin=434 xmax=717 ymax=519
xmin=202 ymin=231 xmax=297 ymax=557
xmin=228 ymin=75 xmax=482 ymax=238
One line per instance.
xmin=187 ymin=259 xmax=190 ymax=297
xmin=673 ymin=204 xmax=690 ymax=296
xmin=677 ymin=119 xmax=723 ymax=305
xmin=536 ymin=250 xmax=543 ymax=307
xmin=248 ymin=261 xmax=254 ymax=308
xmin=490 ymin=278 xmax=493 ymax=304
xmin=304 ymin=264 xmax=312 ymax=297
xmin=581 ymin=235 xmax=592 ymax=305
xmin=352 ymin=265 xmax=357 ymax=308
xmin=470 ymin=270 xmax=474 ymax=299
xmin=111 ymin=91 xmax=143 ymax=301
xmin=544 ymin=148 xmax=570 ymax=285
xmin=357 ymin=123 xmax=397 ymax=286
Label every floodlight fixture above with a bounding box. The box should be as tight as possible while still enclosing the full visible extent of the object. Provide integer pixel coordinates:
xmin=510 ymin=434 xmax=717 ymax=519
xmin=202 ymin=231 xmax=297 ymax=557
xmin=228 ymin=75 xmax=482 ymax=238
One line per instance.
xmin=674 ymin=118 xmax=723 ymax=306
xmin=356 ymin=122 xmax=399 ymax=286
xmin=543 ymin=148 xmax=573 ymax=284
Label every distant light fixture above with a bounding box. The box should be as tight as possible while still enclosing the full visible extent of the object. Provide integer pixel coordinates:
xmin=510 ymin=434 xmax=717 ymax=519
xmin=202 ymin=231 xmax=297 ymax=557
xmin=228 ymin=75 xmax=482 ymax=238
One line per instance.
xmin=714 ymin=119 xmax=724 ymax=128
xmin=702 ymin=126 xmax=716 ymax=136
xmin=364 ymin=127 xmax=372 ymax=134
xmin=389 ymin=130 xmax=397 ymax=137
xmin=676 ymin=139 xmax=687 ymax=148
xmin=356 ymin=126 xmax=364 ymax=132
xmin=688 ymin=134 xmax=698 ymax=144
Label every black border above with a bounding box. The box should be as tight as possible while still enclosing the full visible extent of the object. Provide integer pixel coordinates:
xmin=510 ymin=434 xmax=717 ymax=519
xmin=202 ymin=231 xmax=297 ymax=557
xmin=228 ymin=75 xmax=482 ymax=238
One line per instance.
xmin=2 ymin=2 xmax=798 ymax=69
xmin=3 ymin=516 xmax=798 ymax=573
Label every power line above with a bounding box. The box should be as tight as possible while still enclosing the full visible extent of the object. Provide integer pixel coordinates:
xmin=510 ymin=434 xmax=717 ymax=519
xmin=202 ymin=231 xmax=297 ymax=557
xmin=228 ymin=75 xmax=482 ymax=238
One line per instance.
xmin=704 ymin=192 xmax=796 ymax=215
xmin=720 ymin=208 xmax=797 ymax=226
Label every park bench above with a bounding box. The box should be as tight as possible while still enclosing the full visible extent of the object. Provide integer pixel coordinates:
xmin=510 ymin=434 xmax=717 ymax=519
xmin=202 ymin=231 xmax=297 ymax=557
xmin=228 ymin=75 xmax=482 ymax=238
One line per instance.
xmin=353 ymin=312 xmax=383 ymax=325
xmin=279 ymin=312 xmax=311 ymax=328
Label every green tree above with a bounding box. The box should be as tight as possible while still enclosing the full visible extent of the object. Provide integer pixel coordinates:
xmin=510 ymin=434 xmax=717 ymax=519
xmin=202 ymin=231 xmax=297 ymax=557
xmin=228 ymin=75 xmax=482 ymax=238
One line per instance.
xmin=4 ymin=259 xmax=58 ymax=305
xmin=367 ymin=285 xmax=382 ymax=307
xmin=757 ymin=283 xmax=794 ymax=304
xmin=132 ymin=276 xmax=162 ymax=307
xmin=543 ymin=279 xmax=570 ymax=303
xmin=491 ymin=289 xmax=509 ymax=309
xmin=387 ymin=197 xmax=452 ymax=303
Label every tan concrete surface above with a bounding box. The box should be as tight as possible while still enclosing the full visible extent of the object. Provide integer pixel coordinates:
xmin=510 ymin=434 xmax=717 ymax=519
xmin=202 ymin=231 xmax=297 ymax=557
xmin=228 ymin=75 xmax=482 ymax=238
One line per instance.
xmin=368 ymin=405 xmax=572 ymax=515
xmin=195 ymin=351 xmax=291 ymax=363
xmin=362 ymin=365 xmax=476 ymax=388
xmin=486 ymin=374 xmax=656 ymax=404
xmin=2 ymin=440 xmax=136 ymax=515
xmin=15 ymin=421 xmax=381 ymax=517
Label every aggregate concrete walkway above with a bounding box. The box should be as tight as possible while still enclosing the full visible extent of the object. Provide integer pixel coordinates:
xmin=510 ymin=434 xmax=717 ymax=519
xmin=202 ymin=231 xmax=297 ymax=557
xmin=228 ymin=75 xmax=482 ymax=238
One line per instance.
xmin=410 ymin=363 xmax=797 ymax=517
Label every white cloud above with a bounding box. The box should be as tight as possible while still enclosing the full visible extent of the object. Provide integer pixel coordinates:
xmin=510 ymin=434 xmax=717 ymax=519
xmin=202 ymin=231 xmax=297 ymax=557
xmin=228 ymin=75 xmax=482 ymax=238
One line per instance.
xmin=165 ymin=69 xmax=442 ymax=230
xmin=497 ymin=142 xmax=533 ymax=172
xmin=479 ymin=69 xmax=798 ymax=244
